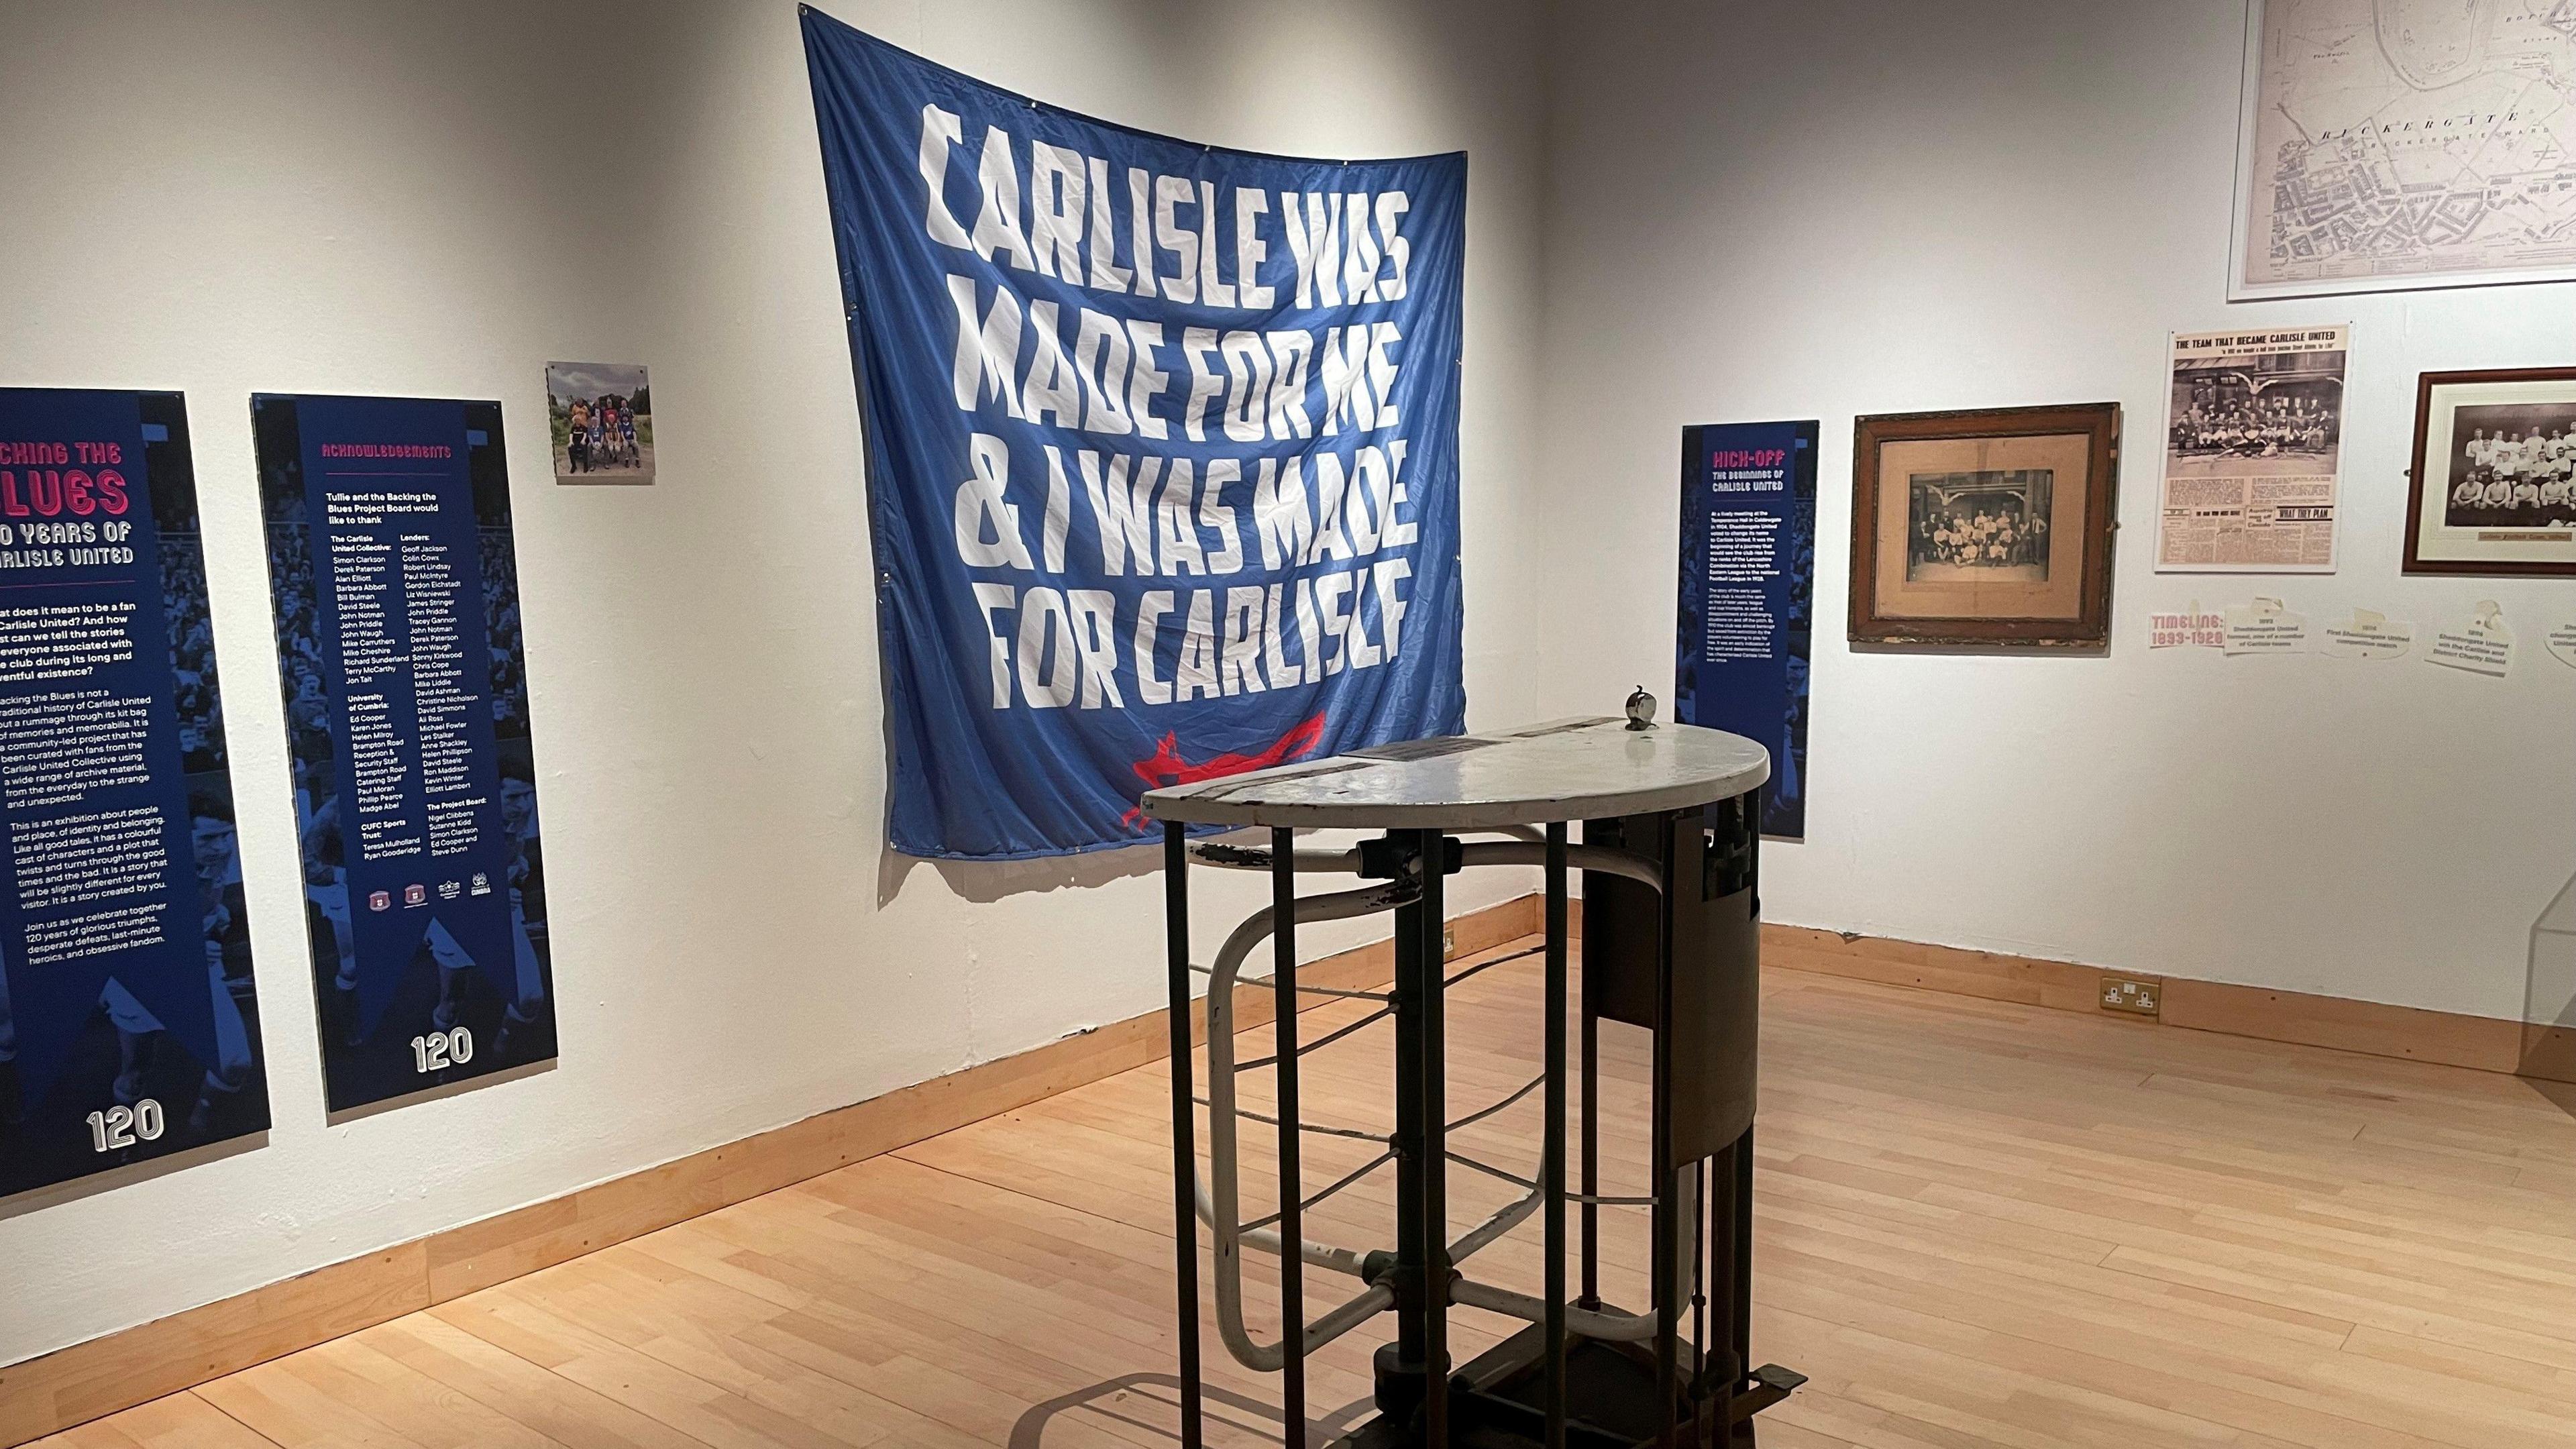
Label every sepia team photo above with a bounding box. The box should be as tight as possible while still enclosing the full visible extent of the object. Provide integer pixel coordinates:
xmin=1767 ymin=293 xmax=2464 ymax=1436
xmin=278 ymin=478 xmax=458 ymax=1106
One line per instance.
xmin=1905 ymin=468 xmax=2053 ymax=583
xmin=2165 ymin=350 xmax=2345 ymax=478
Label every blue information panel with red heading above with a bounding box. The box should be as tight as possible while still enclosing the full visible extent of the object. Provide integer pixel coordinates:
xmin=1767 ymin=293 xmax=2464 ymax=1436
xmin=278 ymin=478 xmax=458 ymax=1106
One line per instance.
xmin=1676 ymin=421 xmax=1817 ymax=840
xmin=0 ymin=389 xmax=268 ymax=1199
xmin=254 ymin=394 xmax=554 ymax=1114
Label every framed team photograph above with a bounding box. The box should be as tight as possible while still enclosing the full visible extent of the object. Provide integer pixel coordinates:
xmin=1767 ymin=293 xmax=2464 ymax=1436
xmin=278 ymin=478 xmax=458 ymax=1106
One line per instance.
xmin=2405 ymin=368 xmax=2576 ymax=577
xmin=1849 ymin=402 xmax=2121 ymax=647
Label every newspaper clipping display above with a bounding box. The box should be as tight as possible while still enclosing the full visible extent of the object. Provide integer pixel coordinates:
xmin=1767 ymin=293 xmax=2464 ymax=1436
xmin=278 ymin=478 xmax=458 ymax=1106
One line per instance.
xmin=2157 ymin=327 xmax=2348 ymax=573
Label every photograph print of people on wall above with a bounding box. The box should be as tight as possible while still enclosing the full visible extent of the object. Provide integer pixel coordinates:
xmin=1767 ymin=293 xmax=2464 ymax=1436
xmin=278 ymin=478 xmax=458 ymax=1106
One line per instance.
xmin=2406 ymin=368 xmax=2576 ymax=577
xmin=1905 ymin=470 xmax=2053 ymax=584
xmin=546 ymin=362 xmax=653 ymax=484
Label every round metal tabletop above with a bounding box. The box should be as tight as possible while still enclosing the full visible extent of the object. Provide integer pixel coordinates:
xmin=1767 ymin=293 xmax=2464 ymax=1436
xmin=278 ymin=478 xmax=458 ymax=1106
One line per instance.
xmin=1140 ymin=716 xmax=1771 ymax=830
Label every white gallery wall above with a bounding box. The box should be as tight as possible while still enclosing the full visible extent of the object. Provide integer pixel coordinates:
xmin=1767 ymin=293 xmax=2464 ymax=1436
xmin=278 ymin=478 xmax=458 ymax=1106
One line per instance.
xmin=0 ymin=0 xmax=1553 ymax=1365
xmin=1532 ymin=0 xmax=2576 ymax=1023
xmin=9 ymin=0 xmax=2575 ymax=1380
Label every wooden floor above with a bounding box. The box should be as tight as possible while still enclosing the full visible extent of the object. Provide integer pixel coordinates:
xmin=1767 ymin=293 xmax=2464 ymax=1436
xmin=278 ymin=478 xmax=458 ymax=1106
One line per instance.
xmin=36 ymin=936 xmax=2576 ymax=1448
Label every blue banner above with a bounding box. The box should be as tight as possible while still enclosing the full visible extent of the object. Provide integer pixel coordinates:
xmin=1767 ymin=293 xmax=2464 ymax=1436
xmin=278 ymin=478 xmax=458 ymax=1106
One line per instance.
xmin=254 ymin=396 xmax=554 ymax=1114
xmin=802 ymin=11 xmax=1466 ymax=859
xmin=0 ymin=390 xmax=267 ymax=1199
xmin=1676 ymin=421 xmax=1817 ymax=839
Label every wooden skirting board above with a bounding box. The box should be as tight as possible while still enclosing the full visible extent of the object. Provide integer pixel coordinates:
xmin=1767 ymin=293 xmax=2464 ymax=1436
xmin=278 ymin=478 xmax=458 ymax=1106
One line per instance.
xmin=5 ymin=890 xmax=2561 ymax=1446
xmin=0 ymin=892 xmax=1540 ymax=1447
xmin=1764 ymin=923 xmax=2573 ymax=1083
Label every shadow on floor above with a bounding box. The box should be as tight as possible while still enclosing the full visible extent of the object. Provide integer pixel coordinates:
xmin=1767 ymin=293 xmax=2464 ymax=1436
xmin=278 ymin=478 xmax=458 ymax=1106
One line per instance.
xmin=1007 ymin=1372 xmax=1379 ymax=1446
xmin=2522 ymin=1075 xmax=2576 ymax=1123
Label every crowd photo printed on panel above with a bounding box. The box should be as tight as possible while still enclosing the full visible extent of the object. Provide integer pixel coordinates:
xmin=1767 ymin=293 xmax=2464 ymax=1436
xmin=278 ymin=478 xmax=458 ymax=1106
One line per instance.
xmin=0 ymin=391 xmax=270 ymax=1199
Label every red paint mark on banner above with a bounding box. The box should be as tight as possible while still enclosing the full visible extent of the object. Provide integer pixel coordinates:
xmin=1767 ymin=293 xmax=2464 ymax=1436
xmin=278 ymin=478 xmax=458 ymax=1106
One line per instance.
xmin=1124 ymin=713 xmax=1327 ymax=828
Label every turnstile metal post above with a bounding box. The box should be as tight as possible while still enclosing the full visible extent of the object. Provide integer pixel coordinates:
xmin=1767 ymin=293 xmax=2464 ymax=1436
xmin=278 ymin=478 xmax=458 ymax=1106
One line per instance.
xmin=1542 ymin=823 xmax=1568 ymax=1449
xmin=1273 ymin=827 xmax=1307 ymax=1446
xmin=1164 ymin=822 xmax=1204 ymax=1448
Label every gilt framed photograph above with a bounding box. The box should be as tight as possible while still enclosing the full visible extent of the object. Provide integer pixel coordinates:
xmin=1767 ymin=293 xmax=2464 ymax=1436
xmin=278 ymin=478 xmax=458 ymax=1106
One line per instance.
xmin=2404 ymin=368 xmax=2576 ymax=578
xmin=1849 ymin=402 xmax=2121 ymax=647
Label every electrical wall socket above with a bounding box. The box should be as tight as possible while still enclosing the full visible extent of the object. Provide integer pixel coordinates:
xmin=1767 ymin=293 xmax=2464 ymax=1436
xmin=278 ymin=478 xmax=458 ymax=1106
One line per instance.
xmin=2099 ymin=976 xmax=2161 ymax=1017
xmin=1442 ymin=926 xmax=1456 ymax=957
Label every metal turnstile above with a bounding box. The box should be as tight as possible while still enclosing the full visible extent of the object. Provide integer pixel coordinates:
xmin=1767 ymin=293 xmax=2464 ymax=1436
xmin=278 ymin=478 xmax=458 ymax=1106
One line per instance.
xmin=1145 ymin=718 xmax=1803 ymax=1448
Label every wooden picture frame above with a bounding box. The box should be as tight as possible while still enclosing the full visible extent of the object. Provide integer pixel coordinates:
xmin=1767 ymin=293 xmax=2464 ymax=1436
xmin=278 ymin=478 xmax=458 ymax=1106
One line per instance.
xmin=1849 ymin=402 xmax=2121 ymax=647
xmin=2403 ymin=368 xmax=2576 ymax=578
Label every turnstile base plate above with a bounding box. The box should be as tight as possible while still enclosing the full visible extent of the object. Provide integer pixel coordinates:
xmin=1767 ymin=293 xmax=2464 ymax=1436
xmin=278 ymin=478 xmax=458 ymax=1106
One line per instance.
xmin=1325 ymin=1317 xmax=1803 ymax=1448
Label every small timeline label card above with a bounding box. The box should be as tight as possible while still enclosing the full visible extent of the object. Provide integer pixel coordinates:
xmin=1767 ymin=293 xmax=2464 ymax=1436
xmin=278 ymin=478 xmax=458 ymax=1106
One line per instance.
xmin=2222 ymin=598 xmax=2309 ymax=656
xmin=2426 ymin=600 xmax=2515 ymax=679
xmin=2545 ymin=618 xmax=2576 ymax=671
xmin=2322 ymin=608 xmax=2413 ymax=661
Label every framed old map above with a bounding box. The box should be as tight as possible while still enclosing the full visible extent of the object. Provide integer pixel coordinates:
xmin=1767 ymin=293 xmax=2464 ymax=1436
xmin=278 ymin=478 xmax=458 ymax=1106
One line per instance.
xmin=2232 ymin=0 xmax=2576 ymax=300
